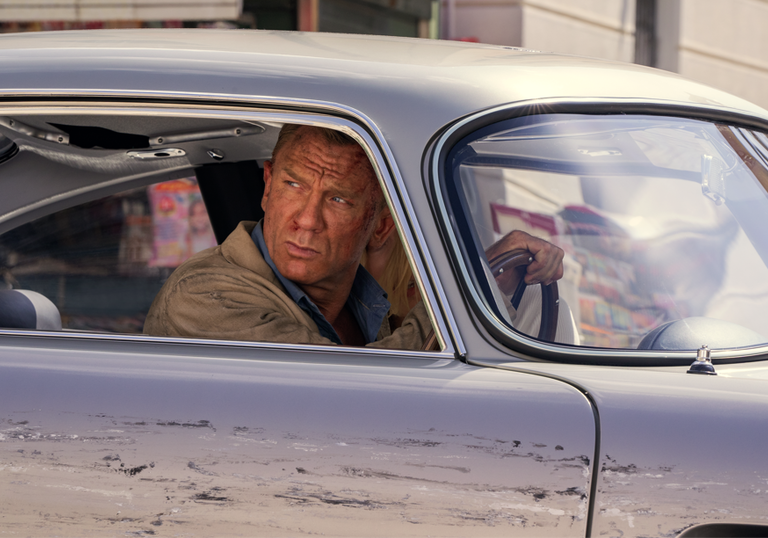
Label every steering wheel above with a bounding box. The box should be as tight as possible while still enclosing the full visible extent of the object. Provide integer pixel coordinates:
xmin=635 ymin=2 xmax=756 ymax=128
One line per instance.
xmin=421 ymin=249 xmax=560 ymax=350
xmin=488 ymin=249 xmax=559 ymax=342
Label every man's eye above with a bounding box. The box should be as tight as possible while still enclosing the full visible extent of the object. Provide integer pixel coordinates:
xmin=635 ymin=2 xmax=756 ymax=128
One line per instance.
xmin=287 ymin=181 xmax=300 ymax=188
xmin=331 ymin=196 xmax=348 ymax=204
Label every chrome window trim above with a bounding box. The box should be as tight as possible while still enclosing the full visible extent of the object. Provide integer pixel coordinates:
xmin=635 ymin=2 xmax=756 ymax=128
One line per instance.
xmin=430 ymin=97 xmax=768 ymax=364
xmin=0 ymin=328 xmax=452 ymax=362
xmin=0 ymin=92 xmax=464 ymax=359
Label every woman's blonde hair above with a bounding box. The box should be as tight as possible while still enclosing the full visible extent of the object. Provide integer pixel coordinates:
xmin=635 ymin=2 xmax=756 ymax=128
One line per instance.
xmin=365 ymin=239 xmax=414 ymax=321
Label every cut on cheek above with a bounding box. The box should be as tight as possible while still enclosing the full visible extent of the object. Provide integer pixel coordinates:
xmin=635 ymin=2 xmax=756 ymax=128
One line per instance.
xmin=348 ymin=193 xmax=379 ymax=239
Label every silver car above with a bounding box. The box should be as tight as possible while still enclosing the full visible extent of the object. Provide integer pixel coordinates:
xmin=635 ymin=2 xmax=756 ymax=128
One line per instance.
xmin=1 ymin=29 xmax=767 ymax=537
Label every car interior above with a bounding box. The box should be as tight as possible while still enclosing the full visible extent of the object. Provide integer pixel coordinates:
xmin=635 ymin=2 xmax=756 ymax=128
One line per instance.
xmin=0 ymin=113 xmax=340 ymax=334
xmin=0 ymin=113 xmax=277 ymax=236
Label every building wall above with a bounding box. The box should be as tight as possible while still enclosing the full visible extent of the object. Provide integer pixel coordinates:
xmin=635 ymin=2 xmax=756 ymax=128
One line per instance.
xmin=447 ymin=0 xmax=768 ymax=111
xmin=447 ymin=1 xmax=523 ymax=46
xmin=677 ymin=0 xmax=768 ymax=110
xmin=445 ymin=0 xmax=634 ymax=61
xmin=521 ymin=0 xmax=634 ymax=62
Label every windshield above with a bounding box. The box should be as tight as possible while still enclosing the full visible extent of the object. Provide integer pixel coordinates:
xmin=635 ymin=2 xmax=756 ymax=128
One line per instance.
xmin=447 ymin=114 xmax=768 ymax=351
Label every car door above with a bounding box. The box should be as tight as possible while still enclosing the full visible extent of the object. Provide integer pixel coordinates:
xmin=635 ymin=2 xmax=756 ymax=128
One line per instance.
xmin=0 ymin=101 xmax=599 ymax=536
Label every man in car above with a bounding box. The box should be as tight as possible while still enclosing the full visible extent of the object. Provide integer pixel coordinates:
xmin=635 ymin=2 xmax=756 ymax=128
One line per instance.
xmin=144 ymin=125 xmax=564 ymax=348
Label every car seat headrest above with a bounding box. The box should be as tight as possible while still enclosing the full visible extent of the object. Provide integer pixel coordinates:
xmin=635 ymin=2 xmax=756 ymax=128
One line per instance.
xmin=0 ymin=289 xmax=62 ymax=331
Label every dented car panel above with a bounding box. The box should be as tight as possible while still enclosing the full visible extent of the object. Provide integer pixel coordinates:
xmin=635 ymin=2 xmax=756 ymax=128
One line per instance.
xmin=0 ymin=29 xmax=767 ymax=537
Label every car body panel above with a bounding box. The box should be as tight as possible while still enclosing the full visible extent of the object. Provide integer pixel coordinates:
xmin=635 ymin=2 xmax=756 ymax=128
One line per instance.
xmin=1 ymin=30 xmax=765 ymax=119
xmin=0 ymin=333 xmax=595 ymax=536
xmin=477 ymin=360 xmax=768 ymax=536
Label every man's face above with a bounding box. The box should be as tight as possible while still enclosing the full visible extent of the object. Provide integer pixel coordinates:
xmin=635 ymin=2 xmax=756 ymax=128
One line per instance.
xmin=261 ymin=127 xmax=382 ymax=292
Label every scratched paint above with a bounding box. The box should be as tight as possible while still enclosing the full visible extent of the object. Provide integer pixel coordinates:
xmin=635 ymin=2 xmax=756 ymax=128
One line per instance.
xmin=1 ymin=413 xmax=592 ymax=536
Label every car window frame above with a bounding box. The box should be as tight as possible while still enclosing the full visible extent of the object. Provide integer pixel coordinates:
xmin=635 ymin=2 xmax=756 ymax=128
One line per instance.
xmin=0 ymin=96 xmax=462 ymax=361
xmin=429 ymin=97 xmax=768 ymax=366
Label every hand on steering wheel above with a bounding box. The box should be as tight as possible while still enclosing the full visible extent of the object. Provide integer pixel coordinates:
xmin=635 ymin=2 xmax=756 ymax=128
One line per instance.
xmin=489 ymin=249 xmax=560 ymax=342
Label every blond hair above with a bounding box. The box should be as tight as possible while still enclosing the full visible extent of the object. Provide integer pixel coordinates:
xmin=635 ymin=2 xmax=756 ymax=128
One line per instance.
xmin=370 ymin=239 xmax=414 ymax=321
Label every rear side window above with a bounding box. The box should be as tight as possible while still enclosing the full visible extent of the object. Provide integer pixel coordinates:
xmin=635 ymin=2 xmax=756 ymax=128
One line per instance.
xmin=443 ymin=114 xmax=768 ymax=352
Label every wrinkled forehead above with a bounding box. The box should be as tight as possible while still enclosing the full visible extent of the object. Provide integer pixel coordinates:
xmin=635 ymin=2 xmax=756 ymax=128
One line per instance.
xmin=276 ymin=127 xmax=381 ymax=197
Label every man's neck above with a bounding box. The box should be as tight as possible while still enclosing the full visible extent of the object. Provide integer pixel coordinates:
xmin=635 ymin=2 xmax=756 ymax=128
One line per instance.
xmin=302 ymin=278 xmax=353 ymax=327
xmin=332 ymin=304 xmax=366 ymax=346
xmin=304 ymin=280 xmax=365 ymax=346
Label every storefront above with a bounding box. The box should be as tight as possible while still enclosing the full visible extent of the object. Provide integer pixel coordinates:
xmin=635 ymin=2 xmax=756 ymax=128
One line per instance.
xmin=0 ymin=0 xmax=240 ymax=31
xmin=0 ymin=0 xmax=436 ymax=36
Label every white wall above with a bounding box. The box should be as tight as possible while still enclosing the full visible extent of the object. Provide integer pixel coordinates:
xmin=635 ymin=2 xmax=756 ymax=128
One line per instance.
xmin=677 ymin=0 xmax=768 ymax=110
xmin=448 ymin=0 xmax=768 ymax=110
xmin=445 ymin=0 xmax=634 ymax=61
xmin=444 ymin=0 xmax=523 ymax=46
xmin=521 ymin=0 xmax=634 ymax=62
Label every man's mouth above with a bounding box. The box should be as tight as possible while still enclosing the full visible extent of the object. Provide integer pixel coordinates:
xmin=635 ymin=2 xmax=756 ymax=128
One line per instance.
xmin=285 ymin=241 xmax=319 ymax=258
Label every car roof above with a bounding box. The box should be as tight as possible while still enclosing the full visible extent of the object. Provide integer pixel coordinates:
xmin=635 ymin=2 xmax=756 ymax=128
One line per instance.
xmin=0 ymin=28 xmax=766 ymax=133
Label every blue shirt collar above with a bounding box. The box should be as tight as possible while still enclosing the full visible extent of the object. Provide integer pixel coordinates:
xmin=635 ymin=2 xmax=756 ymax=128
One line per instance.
xmin=251 ymin=222 xmax=390 ymax=345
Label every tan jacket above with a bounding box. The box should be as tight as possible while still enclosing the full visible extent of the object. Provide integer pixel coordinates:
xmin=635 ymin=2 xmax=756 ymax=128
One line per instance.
xmin=144 ymin=222 xmax=431 ymax=350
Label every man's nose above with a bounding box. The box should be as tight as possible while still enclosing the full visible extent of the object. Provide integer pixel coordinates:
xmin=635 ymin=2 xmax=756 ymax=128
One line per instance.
xmin=293 ymin=190 xmax=324 ymax=231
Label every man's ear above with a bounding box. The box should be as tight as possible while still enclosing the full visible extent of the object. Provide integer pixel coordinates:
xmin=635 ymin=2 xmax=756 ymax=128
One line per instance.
xmin=261 ymin=160 xmax=273 ymax=212
xmin=368 ymin=209 xmax=396 ymax=251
